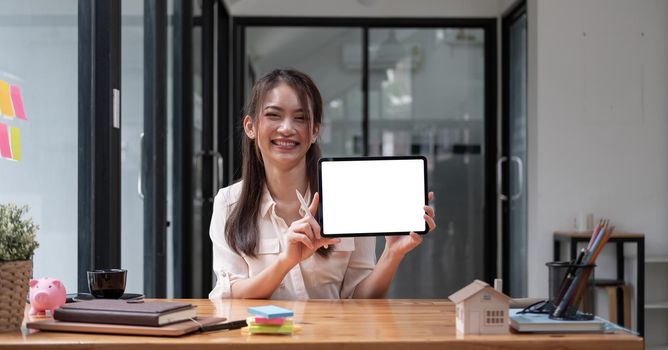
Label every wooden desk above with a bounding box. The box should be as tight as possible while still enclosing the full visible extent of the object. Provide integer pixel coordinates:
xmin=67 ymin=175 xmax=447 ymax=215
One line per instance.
xmin=0 ymin=299 xmax=643 ymax=350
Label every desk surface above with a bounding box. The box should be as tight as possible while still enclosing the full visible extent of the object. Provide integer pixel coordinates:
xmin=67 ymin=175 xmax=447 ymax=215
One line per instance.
xmin=0 ymin=299 xmax=643 ymax=350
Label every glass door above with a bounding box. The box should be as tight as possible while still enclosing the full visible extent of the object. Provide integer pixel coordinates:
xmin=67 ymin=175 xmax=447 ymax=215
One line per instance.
xmin=236 ymin=20 xmax=496 ymax=298
xmin=121 ymin=0 xmax=169 ymax=297
xmin=502 ymin=2 xmax=528 ymax=297
xmin=368 ymin=28 xmax=489 ymax=297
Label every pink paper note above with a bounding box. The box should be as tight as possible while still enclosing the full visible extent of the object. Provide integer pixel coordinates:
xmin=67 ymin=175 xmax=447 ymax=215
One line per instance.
xmin=253 ymin=317 xmax=287 ymax=325
xmin=0 ymin=123 xmax=12 ymax=159
xmin=10 ymin=85 xmax=26 ymax=120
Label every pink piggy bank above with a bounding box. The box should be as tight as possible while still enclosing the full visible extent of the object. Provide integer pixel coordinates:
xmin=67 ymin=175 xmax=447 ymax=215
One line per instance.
xmin=29 ymin=277 xmax=66 ymax=316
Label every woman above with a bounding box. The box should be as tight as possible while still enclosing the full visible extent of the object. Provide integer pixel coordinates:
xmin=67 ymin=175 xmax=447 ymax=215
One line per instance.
xmin=209 ymin=68 xmax=436 ymax=300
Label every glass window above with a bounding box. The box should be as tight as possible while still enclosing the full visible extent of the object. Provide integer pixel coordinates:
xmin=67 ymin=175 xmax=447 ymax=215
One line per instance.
xmin=0 ymin=0 xmax=78 ymax=291
xmin=120 ymin=0 xmax=145 ymax=295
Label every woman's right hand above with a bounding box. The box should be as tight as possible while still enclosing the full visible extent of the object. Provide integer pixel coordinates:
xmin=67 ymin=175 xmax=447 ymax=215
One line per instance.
xmin=279 ymin=216 xmax=315 ymax=267
xmin=278 ymin=193 xmax=339 ymax=268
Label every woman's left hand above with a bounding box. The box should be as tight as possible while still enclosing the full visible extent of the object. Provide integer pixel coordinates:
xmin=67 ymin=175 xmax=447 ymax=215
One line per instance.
xmin=384 ymin=191 xmax=436 ymax=258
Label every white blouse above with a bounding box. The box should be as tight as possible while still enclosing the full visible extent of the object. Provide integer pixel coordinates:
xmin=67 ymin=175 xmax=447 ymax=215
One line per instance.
xmin=208 ymin=181 xmax=376 ymax=300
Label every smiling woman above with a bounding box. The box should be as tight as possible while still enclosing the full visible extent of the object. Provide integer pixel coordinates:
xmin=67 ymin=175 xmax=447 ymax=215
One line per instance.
xmin=208 ymin=68 xmax=436 ymax=300
xmin=244 ymin=78 xmax=320 ymax=171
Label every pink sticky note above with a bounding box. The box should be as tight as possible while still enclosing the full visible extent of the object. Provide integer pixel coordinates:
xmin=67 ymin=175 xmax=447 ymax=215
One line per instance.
xmin=253 ymin=317 xmax=287 ymax=325
xmin=0 ymin=123 xmax=12 ymax=159
xmin=10 ymin=85 xmax=26 ymax=120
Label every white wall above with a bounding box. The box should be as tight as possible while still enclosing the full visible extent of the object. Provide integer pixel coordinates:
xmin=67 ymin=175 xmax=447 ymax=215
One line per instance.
xmin=527 ymin=0 xmax=668 ymax=303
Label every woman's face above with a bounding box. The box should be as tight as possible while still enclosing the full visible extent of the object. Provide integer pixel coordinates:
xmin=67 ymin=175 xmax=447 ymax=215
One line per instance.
xmin=245 ymin=83 xmax=319 ymax=170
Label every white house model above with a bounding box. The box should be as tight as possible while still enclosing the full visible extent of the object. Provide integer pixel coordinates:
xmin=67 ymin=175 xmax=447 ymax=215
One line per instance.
xmin=448 ymin=279 xmax=510 ymax=334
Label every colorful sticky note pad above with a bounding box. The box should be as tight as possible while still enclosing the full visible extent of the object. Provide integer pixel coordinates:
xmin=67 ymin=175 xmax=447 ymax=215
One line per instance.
xmin=0 ymin=123 xmax=11 ymax=159
xmin=247 ymin=323 xmax=294 ymax=334
xmin=247 ymin=305 xmax=294 ymax=319
xmin=10 ymin=85 xmax=26 ymax=120
xmin=247 ymin=316 xmax=288 ymax=325
xmin=0 ymin=80 xmax=14 ymax=118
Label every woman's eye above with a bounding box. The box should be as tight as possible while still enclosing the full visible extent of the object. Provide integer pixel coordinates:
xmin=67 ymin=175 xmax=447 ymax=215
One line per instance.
xmin=294 ymin=116 xmax=305 ymax=121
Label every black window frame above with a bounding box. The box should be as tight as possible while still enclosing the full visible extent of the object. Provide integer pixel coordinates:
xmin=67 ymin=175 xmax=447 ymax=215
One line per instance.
xmin=78 ymin=0 xmax=169 ymax=297
xmin=78 ymin=0 xmax=122 ymax=293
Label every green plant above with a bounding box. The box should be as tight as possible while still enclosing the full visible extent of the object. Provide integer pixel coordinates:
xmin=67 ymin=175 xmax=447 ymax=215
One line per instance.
xmin=0 ymin=203 xmax=39 ymax=261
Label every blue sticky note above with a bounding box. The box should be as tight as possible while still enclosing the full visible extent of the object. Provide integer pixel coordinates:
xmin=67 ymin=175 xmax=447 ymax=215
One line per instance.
xmin=247 ymin=305 xmax=294 ymax=319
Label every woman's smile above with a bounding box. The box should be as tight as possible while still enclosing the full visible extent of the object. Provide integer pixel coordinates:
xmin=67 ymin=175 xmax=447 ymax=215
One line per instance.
xmin=271 ymin=138 xmax=300 ymax=150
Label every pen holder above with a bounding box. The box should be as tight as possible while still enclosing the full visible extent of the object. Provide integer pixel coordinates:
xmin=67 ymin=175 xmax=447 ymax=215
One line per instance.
xmin=546 ymin=261 xmax=596 ymax=320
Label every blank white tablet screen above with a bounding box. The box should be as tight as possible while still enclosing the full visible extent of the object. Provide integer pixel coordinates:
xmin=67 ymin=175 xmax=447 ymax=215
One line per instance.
xmin=320 ymin=158 xmax=426 ymax=236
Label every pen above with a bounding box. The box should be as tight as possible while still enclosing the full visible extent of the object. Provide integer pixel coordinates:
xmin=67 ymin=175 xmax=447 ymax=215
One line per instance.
xmin=295 ymin=189 xmax=327 ymax=249
xmin=553 ymin=248 xmax=586 ymax=307
xmin=199 ymin=319 xmax=247 ymax=332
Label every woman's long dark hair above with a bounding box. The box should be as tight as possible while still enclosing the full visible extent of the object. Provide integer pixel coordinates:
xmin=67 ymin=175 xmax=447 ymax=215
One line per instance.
xmin=225 ymin=68 xmax=329 ymax=258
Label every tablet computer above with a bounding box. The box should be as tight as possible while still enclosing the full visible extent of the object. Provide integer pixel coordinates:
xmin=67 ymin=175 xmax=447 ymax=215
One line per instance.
xmin=318 ymin=156 xmax=428 ymax=237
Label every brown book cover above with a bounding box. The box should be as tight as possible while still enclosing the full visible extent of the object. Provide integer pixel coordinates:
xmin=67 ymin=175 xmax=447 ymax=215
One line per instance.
xmin=28 ymin=317 xmax=227 ymax=337
xmin=54 ymin=300 xmax=196 ymax=327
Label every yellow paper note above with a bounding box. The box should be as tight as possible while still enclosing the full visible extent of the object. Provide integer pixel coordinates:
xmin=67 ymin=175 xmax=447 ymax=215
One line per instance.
xmin=0 ymin=80 xmax=15 ymax=117
xmin=9 ymin=126 xmax=20 ymax=161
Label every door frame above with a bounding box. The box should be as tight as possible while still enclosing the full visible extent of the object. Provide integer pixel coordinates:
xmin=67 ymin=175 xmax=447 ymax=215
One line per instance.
xmin=501 ymin=0 xmax=528 ymax=296
xmin=78 ymin=0 xmax=122 ymax=293
xmin=172 ymin=0 xmax=230 ymax=297
xmin=228 ymin=16 xmax=499 ymax=285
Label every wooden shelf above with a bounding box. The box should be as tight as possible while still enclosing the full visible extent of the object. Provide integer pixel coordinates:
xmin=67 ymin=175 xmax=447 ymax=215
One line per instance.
xmin=645 ymin=301 xmax=668 ymax=310
xmin=554 ymin=231 xmax=645 ymax=239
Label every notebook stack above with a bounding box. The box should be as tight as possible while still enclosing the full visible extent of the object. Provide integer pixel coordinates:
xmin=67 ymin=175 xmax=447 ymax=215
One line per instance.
xmin=245 ymin=305 xmax=295 ymax=335
xmin=53 ymin=299 xmax=197 ymax=327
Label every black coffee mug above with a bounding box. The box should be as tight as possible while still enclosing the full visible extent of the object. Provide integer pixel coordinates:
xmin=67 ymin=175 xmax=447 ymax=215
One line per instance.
xmin=87 ymin=269 xmax=127 ymax=299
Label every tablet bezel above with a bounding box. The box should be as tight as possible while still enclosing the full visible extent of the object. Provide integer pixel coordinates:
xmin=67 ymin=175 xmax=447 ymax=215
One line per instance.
xmin=317 ymin=155 xmax=428 ymax=237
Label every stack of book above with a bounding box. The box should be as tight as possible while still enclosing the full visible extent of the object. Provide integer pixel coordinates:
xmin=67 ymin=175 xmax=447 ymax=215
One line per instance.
xmin=53 ymin=299 xmax=197 ymax=327
xmin=509 ymin=308 xmax=606 ymax=332
xmin=244 ymin=305 xmax=295 ymax=335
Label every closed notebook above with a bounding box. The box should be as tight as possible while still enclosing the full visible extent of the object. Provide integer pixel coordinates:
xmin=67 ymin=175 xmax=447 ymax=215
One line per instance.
xmin=54 ymin=300 xmax=196 ymax=327
xmin=509 ymin=309 xmax=605 ymax=332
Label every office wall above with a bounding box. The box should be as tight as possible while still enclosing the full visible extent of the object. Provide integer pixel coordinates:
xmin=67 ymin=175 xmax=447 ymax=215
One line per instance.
xmin=527 ymin=0 xmax=668 ymax=306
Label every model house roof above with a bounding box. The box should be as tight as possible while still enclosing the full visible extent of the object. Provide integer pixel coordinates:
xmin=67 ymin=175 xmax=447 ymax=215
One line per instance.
xmin=448 ymin=279 xmax=510 ymax=304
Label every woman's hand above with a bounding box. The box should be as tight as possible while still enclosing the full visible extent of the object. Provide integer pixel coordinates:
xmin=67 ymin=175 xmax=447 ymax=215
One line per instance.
xmin=279 ymin=193 xmax=339 ymax=267
xmin=384 ymin=191 xmax=436 ymax=259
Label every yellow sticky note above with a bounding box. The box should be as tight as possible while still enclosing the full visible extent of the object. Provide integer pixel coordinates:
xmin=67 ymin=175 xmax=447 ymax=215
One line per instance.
xmin=0 ymin=80 xmax=15 ymax=118
xmin=9 ymin=126 xmax=20 ymax=161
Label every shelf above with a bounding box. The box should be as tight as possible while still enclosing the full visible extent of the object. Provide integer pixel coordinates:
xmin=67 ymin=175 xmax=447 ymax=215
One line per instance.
xmin=646 ymin=256 xmax=668 ymax=263
xmin=645 ymin=301 xmax=668 ymax=309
